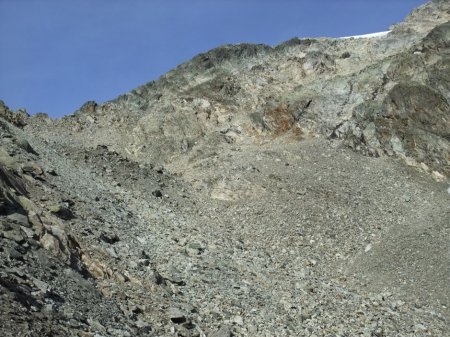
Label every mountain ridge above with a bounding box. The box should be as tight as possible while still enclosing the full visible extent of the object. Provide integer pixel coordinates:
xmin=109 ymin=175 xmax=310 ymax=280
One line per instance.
xmin=23 ymin=0 xmax=450 ymax=177
xmin=1 ymin=1 xmax=449 ymax=336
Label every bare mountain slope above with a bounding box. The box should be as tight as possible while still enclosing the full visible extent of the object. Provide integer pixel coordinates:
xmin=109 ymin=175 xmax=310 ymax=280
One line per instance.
xmin=28 ymin=0 xmax=450 ymax=175
xmin=1 ymin=1 xmax=450 ymax=336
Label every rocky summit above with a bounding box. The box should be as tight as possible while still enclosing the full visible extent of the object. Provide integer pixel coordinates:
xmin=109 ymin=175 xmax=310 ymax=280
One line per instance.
xmin=1 ymin=1 xmax=449 ymax=336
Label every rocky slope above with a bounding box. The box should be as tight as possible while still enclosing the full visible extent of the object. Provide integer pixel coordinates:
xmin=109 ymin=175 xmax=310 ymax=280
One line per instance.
xmin=1 ymin=1 xmax=450 ymax=336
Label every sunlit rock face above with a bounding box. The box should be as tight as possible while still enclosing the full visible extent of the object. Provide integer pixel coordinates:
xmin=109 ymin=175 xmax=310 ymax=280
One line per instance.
xmin=1 ymin=1 xmax=450 ymax=336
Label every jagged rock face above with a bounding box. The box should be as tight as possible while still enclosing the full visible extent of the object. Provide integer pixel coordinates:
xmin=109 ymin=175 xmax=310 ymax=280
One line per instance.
xmin=27 ymin=0 xmax=450 ymax=176
xmin=0 ymin=101 xmax=28 ymax=128
xmin=1 ymin=1 xmax=450 ymax=337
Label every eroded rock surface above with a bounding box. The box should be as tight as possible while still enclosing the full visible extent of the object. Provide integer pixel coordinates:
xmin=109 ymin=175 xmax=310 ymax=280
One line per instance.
xmin=1 ymin=1 xmax=450 ymax=336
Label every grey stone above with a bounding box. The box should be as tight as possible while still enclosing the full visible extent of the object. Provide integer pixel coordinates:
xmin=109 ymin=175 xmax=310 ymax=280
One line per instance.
xmin=48 ymin=204 xmax=74 ymax=220
xmin=211 ymin=326 xmax=232 ymax=337
xmin=185 ymin=241 xmax=205 ymax=256
xmin=7 ymin=212 xmax=30 ymax=227
xmin=168 ymin=307 xmax=187 ymax=324
xmin=2 ymin=230 xmax=25 ymax=243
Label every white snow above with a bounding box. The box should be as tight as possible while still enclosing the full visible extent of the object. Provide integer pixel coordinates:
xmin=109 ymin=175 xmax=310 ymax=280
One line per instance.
xmin=447 ymin=186 xmax=450 ymax=195
xmin=340 ymin=31 xmax=390 ymax=39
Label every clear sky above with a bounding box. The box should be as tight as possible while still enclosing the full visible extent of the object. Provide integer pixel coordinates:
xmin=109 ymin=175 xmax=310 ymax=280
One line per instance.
xmin=0 ymin=0 xmax=427 ymax=117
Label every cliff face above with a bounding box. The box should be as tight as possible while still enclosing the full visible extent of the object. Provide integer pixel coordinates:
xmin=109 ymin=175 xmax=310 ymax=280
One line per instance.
xmin=28 ymin=0 xmax=450 ymax=176
xmin=1 ymin=1 xmax=450 ymax=337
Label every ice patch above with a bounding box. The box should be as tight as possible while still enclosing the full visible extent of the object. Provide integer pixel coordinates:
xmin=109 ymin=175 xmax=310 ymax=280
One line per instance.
xmin=340 ymin=31 xmax=390 ymax=39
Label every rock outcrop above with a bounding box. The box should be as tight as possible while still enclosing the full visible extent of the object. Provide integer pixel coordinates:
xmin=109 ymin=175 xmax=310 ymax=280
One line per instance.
xmin=1 ymin=1 xmax=450 ymax=336
xmin=28 ymin=0 xmax=450 ymax=176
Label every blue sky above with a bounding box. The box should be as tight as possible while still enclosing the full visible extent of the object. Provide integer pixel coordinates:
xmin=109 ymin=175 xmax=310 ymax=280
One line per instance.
xmin=0 ymin=0 xmax=427 ymax=117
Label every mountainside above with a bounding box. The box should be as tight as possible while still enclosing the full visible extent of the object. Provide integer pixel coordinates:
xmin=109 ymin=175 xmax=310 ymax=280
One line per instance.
xmin=1 ymin=1 xmax=450 ymax=336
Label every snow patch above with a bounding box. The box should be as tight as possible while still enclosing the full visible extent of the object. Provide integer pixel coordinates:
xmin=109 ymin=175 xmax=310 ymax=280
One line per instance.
xmin=447 ymin=186 xmax=450 ymax=195
xmin=340 ymin=31 xmax=390 ymax=39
